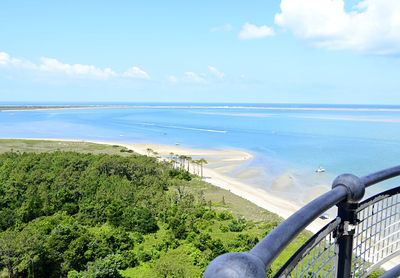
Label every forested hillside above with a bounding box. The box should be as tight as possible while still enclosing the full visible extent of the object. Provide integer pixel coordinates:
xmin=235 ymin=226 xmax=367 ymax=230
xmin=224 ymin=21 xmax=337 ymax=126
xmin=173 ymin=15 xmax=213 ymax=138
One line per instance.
xmin=0 ymin=142 xmax=309 ymax=278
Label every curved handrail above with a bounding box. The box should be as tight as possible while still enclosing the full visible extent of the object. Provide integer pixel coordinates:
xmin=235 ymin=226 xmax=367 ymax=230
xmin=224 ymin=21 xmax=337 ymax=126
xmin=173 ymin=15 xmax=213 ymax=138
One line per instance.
xmin=204 ymin=166 xmax=400 ymax=278
xmin=249 ymin=186 xmax=346 ymax=266
xmin=380 ymin=264 xmax=400 ymax=278
xmin=361 ymin=165 xmax=400 ymax=187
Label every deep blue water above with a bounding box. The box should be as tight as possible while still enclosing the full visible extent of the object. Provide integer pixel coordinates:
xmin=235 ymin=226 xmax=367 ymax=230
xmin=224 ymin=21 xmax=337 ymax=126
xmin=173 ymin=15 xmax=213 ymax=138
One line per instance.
xmin=1 ymin=104 xmax=399 ymax=196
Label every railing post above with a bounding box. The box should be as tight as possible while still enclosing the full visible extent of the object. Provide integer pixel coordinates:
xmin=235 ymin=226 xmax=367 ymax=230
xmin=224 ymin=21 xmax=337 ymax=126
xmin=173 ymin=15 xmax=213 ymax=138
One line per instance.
xmin=336 ymin=202 xmax=358 ymax=277
xmin=332 ymin=174 xmax=365 ymax=278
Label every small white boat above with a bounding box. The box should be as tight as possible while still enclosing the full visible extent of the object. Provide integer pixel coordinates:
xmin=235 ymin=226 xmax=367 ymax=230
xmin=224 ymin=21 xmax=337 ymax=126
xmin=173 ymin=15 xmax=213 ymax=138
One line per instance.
xmin=315 ymin=166 xmax=326 ymax=173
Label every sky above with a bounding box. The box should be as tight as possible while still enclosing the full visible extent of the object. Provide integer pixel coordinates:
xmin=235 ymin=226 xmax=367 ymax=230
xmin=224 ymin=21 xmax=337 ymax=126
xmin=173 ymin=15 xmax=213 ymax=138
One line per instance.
xmin=0 ymin=0 xmax=400 ymax=104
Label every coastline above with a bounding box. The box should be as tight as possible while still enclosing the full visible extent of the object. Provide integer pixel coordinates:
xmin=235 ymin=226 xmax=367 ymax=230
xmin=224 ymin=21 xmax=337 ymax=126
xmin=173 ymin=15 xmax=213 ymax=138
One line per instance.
xmin=3 ymin=137 xmax=327 ymax=233
xmin=2 ymin=104 xmax=400 ymax=113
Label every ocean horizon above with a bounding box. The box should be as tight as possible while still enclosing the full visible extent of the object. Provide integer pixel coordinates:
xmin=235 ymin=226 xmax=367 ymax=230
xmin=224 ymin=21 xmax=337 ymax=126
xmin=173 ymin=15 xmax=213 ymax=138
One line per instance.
xmin=2 ymin=102 xmax=400 ymax=109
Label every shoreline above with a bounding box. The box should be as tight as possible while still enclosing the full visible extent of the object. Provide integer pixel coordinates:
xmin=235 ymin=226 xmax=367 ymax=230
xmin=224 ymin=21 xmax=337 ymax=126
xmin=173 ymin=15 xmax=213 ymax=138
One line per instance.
xmin=2 ymin=137 xmax=327 ymax=233
xmin=2 ymin=105 xmax=400 ymax=113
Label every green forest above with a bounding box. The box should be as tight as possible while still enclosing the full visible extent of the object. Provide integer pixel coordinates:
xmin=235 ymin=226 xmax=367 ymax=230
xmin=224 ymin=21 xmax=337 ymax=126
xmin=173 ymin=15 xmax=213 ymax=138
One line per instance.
xmin=0 ymin=140 xmax=310 ymax=278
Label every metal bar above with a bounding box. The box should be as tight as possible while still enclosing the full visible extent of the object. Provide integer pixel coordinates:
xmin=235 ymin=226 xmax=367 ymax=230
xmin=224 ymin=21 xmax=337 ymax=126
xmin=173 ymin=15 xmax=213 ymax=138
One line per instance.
xmin=274 ymin=217 xmax=341 ymax=277
xmin=250 ymin=186 xmax=348 ymax=267
xmin=336 ymin=202 xmax=358 ymax=278
xmin=357 ymin=187 xmax=400 ymax=212
xmin=337 ymin=235 xmax=353 ymax=277
xmin=380 ymin=264 xmax=400 ymax=278
xmin=361 ymin=165 xmax=400 ymax=188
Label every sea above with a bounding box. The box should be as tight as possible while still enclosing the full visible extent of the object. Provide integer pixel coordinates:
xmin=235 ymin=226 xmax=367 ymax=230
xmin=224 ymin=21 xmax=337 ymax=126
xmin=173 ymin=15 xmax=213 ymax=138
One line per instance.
xmin=1 ymin=103 xmax=399 ymax=202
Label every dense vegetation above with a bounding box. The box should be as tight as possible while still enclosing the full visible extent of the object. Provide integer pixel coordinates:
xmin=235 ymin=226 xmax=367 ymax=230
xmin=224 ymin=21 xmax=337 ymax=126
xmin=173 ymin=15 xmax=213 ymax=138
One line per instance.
xmin=0 ymin=148 xmax=285 ymax=278
xmin=0 ymin=140 xmax=388 ymax=278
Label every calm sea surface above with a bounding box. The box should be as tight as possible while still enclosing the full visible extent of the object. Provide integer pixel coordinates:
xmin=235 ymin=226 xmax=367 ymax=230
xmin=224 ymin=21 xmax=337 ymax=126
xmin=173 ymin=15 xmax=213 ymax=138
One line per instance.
xmin=1 ymin=103 xmax=399 ymax=198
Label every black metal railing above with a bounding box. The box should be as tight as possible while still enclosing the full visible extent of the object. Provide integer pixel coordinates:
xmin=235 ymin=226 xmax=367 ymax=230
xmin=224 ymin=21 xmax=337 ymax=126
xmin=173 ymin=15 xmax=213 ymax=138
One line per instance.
xmin=204 ymin=166 xmax=400 ymax=278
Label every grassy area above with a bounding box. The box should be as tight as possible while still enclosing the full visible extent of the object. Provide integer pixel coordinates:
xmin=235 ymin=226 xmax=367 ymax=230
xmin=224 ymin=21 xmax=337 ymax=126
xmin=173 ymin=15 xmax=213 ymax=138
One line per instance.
xmin=188 ymin=178 xmax=280 ymax=223
xmin=185 ymin=179 xmax=312 ymax=273
xmin=0 ymin=139 xmax=132 ymax=156
xmin=0 ymin=139 xmax=312 ymax=276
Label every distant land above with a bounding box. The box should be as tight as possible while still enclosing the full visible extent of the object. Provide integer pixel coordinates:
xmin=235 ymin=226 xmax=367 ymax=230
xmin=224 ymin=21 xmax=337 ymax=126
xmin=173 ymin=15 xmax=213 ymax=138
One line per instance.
xmin=2 ymin=103 xmax=400 ymax=112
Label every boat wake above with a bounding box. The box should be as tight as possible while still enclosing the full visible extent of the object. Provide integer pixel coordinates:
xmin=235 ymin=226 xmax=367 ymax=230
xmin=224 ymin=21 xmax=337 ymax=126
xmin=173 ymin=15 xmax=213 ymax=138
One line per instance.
xmin=138 ymin=122 xmax=227 ymax=133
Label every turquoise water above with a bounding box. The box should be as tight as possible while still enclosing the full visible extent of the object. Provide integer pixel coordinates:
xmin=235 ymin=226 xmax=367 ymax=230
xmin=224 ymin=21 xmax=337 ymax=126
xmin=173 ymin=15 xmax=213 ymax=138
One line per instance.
xmin=1 ymin=104 xmax=399 ymax=196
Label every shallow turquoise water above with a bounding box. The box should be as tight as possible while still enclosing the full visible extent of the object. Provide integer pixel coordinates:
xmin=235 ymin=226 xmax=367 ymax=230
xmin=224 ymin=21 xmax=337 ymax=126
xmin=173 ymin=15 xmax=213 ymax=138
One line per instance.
xmin=1 ymin=104 xmax=399 ymax=197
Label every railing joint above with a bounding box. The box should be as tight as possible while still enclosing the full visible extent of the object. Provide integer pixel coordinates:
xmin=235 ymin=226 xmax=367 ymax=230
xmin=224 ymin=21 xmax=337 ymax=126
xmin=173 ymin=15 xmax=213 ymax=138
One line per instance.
xmin=332 ymin=173 xmax=365 ymax=203
xmin=342 ymin=221 xmax=356 ymax=236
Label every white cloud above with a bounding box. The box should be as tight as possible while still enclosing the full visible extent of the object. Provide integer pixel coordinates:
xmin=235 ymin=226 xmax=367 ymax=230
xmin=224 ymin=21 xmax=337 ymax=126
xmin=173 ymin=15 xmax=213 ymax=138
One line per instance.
xmin=210 ymin=24 xmax=233 ymax=33
xmin=239 ymin=23 xmax=275 ymax=40
xmin=0 ymin=52 xmax=11 ymax=65
xmin=274 ymin=0 xmax=400 ymax=54
xmin=183 ymin=72 xmax=207 ymax=84
xmin=169 ymin=66 xmax=226 ymax=85
xmin=123 ymin=66 xmax=151 ymax=80
xmin=0 ymin=51 xmax=151 ymax=80
xmin=208 ymin=66 xmax=225 ymax=79
xmin=40 ymin=57 xmax=116 ymax=79
xmin=0 ymin=51 xmax=35 ymax=69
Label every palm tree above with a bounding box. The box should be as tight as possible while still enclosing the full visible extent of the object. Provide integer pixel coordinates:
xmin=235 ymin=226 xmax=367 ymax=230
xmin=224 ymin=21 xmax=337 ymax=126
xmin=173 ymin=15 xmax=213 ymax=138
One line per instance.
xmin=186 ymin=156 xmax=192 ymax=172
xmin=198 ymin=158 xmax=208 ymax=178
xmin=146 ymin=148 xmax=153 ymax=156
xmin=178 ymin=155 xmax=186 ymax=170
xmin=174 ymin=154 xmax=180 ymax=168
xmin=169 ymin=153 xmax=177 ymax=168
xmin=192 ymin=159 xmax=200 ymax=175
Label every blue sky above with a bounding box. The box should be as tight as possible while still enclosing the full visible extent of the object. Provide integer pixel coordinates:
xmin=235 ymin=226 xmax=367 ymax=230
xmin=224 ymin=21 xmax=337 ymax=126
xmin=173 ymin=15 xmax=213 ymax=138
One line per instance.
xmin=0 ymin=0 xmax=399 ymax=104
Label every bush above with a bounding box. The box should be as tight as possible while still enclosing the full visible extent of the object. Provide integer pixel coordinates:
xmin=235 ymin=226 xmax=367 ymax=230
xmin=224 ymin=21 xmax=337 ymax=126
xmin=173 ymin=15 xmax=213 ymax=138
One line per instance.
xmin=219 ymin=224 xmax=229 ymax=232
xmin=80 ymin=255 xmax=124 ymax=278
xmin=228 ymin=218 xmax=246 ymax=232
xmin=218 ymin=210 xmax=233 ymax=220
xmin=203 ymin=210 xmax=216 ymax=220
xmin=122 ymin=207 xmax=158 ymax=234
xmin=168 ymin=168 xmax=192 ymax=181
xmin=229 ymin=234 xmax=259 ymax=251
xmin=137 ymin=250 xmax=153 ymax=262
xmin=155 ymin=257 xmax=187 ymax=278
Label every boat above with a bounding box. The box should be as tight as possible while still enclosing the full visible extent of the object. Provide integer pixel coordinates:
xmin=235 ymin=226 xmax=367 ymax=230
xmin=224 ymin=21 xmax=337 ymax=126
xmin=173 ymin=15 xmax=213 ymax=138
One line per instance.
xmin=315 ymin=166 xmax=326 ymax=173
